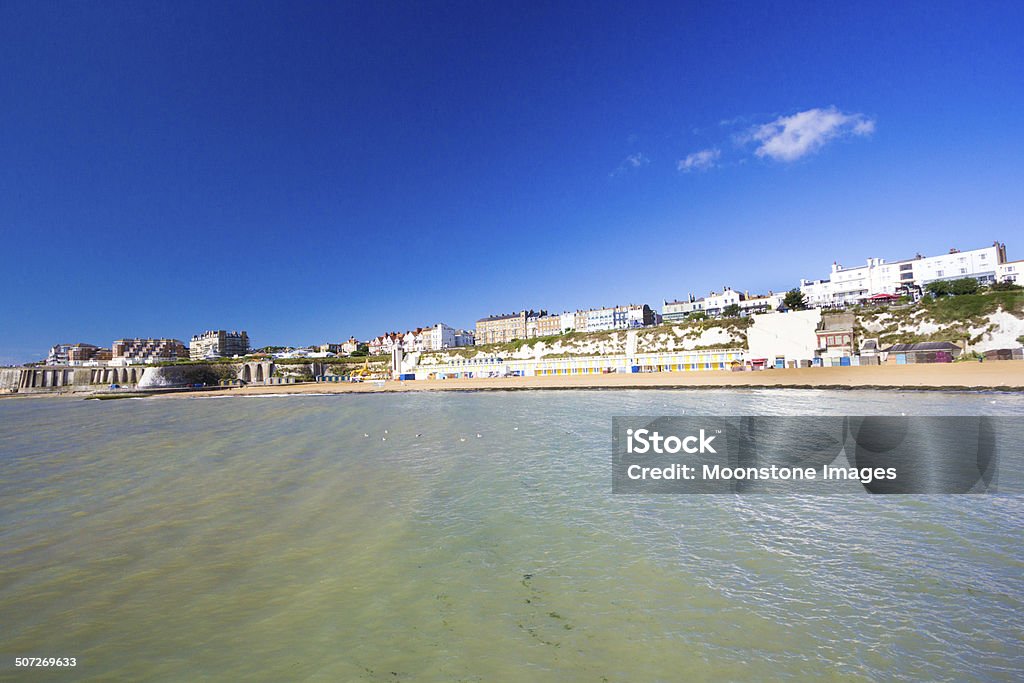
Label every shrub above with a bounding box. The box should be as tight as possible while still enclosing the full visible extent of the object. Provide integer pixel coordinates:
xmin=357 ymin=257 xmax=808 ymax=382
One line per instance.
xmin=783 ymin=289 xmax=807 ymax=310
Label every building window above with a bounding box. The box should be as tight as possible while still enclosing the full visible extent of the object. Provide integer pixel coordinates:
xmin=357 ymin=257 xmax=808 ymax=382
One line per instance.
xmin=936 ymin=270 xmax=944 ymax=277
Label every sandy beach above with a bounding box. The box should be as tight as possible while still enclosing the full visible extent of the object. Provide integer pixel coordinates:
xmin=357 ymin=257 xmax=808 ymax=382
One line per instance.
xmin=151 ymin=361 xmax=1024 ymax=398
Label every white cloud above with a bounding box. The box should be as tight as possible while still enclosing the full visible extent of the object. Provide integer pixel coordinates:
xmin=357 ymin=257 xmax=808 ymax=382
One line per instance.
xmin=750 ymin=107 xmax=875 ymax=162
xmin=625 ymin=152 xmax=648 ymax=168
xmin=677 ymin=148 xmax=720 ymax=172
xmin=610 ymin=152 xmax=649 ymax=177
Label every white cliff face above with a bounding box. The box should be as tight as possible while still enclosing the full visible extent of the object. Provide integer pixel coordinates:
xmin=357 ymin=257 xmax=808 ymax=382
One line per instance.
xmin=968 ymin=311 xmax=1024 ymax=351
xmin=137 ymin=367 xmax=172 ymax=388
xmin=416 ymin=322 xmax=748 ymax=366
xmin=636 ymin=326 xmax=742 ymax=352
xmin=859 ymin=307 xmax=1024 ymax=352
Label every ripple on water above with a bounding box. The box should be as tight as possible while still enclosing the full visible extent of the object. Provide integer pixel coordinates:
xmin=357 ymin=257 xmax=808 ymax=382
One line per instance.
xmin=0 ymin=390 xmax=1022 ymax=680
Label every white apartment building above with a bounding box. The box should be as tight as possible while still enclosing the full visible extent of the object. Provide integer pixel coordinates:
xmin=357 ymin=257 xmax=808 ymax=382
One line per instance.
xmin=428 ymin=323 xmax=455 ymax=350
xmin=799 ymin=242 xmax=1007 ymax=307
xmin=997 ymin=259 xmax=1023 ymax=284
xmin=664 ymin=287 xmax=749 ymax=321
xmin=189 ymin=330 xmax=250 ymax=360
xmin=45 ymin=344 xmax=73 ymax=365
xmin=581 ymin=304 xmax=654 ymax=332
xmin=739 ymin=292 xmax=785 ymax=315
xmin=424 ymin=323 xmax=474 ymax=350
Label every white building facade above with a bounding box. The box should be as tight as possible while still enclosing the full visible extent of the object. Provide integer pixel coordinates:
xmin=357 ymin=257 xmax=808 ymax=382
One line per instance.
xmin=664 ymin=287 xmax=779 ymax=321
xmin=799 ymin=242 xmax=1007 ymax=307
xmin=581 ymin=304 xmax=654 ymax=332
xmin=997 ymin=260 xmax=1023 ymax=284
xmin=428 ymin=323 xmax=455 ymax=350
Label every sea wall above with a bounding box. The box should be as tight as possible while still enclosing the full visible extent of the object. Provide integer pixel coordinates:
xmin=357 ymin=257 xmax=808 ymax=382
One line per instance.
xmin=8 ymin=367 xmax=107 ymax=394
xmin=0 ymin=368 xmax=22 ymax=393
xmin=137 ymin=364 xmax=239 ymax=389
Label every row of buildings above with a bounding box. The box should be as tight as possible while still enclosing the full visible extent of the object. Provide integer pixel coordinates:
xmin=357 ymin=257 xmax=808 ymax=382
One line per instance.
xmin=798 ymin=241 xmax=1020 ymax=308
xmin=41 ymin=241 xmax=1019 ymax=367
xmin=472 ymin=241 xmax=1019 ymax=345
xmin=475 ymin=305 xmax=656 ymax=344
xmin=46 ymin=330 xmax=250 ymax=366
xmin=663 ymin=289 xmax=784 ymax=321
xmin=366 ymin=324 xmax=475 ymax=355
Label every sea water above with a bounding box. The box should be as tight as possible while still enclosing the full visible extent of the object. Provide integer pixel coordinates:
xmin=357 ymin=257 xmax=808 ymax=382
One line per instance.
xmin=1 ymin=390 xmax=1022 ymax=681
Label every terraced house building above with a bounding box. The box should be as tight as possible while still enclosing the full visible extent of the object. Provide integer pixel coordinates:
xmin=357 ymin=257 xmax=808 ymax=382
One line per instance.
xmin=476 ymin=310 xmax=545 ymax=344
xmin=799 ymin=241 xmax=1008 ymax=307
xmin=581 ymin=303 xmax=655 ymax=332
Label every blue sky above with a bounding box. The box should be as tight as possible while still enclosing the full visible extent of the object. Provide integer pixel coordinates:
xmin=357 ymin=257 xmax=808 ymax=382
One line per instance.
xmin=1 ymin=1 xmax=1021 ymax=363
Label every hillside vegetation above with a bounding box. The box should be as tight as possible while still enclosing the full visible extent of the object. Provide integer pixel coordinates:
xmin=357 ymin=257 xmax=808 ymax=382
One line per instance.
xmin=856 ymin=291 xmax=1024 ymax=348
xmin=419 ymin=317 xmax=751 ymax=364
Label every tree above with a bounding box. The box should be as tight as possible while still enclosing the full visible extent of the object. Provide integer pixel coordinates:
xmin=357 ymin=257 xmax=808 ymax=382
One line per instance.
xmin=350 ymin=343 xmax=369 ymax=357
xmin=722 ymin=303 xmax=742 ymax=318
xmin=948 ymin=277 xmax=980 ymax=296
xmin=783 ymin=289 xmax=807 ymax=310
xmin=687 ymin=311 xmax=708 ymax=321
xmin=991 ymin=280 xmax=1023 ymax=292
xmin=927 ymin=278 xmax=979 ymax=297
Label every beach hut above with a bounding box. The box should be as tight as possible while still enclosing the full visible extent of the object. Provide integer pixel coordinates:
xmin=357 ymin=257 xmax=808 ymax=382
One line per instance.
xmin=983 ymin=347 xmax=1024 ymax=361
xmin=883 ymin=341 xmax=962 ymax=364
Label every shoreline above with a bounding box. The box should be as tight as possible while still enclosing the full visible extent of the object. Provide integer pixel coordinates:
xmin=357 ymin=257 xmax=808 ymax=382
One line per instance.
xmin=4 ymin=361 xmax=1023 ymax=400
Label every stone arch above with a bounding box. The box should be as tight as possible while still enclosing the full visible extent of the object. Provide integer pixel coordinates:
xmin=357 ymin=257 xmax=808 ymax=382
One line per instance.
xmin=255 ymin=364 xmax=264 ymax=382
xmin=239 ymin=364 xmax=252 ymax=383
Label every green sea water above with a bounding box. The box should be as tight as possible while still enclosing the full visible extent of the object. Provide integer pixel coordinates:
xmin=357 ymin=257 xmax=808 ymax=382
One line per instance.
xmin=1 ymin=390 xmax=1022 ymax=681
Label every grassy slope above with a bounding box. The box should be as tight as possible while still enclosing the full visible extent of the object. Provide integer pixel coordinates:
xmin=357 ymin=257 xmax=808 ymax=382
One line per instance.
xmin=855 ymin=291 xmax=1023 ymax=345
